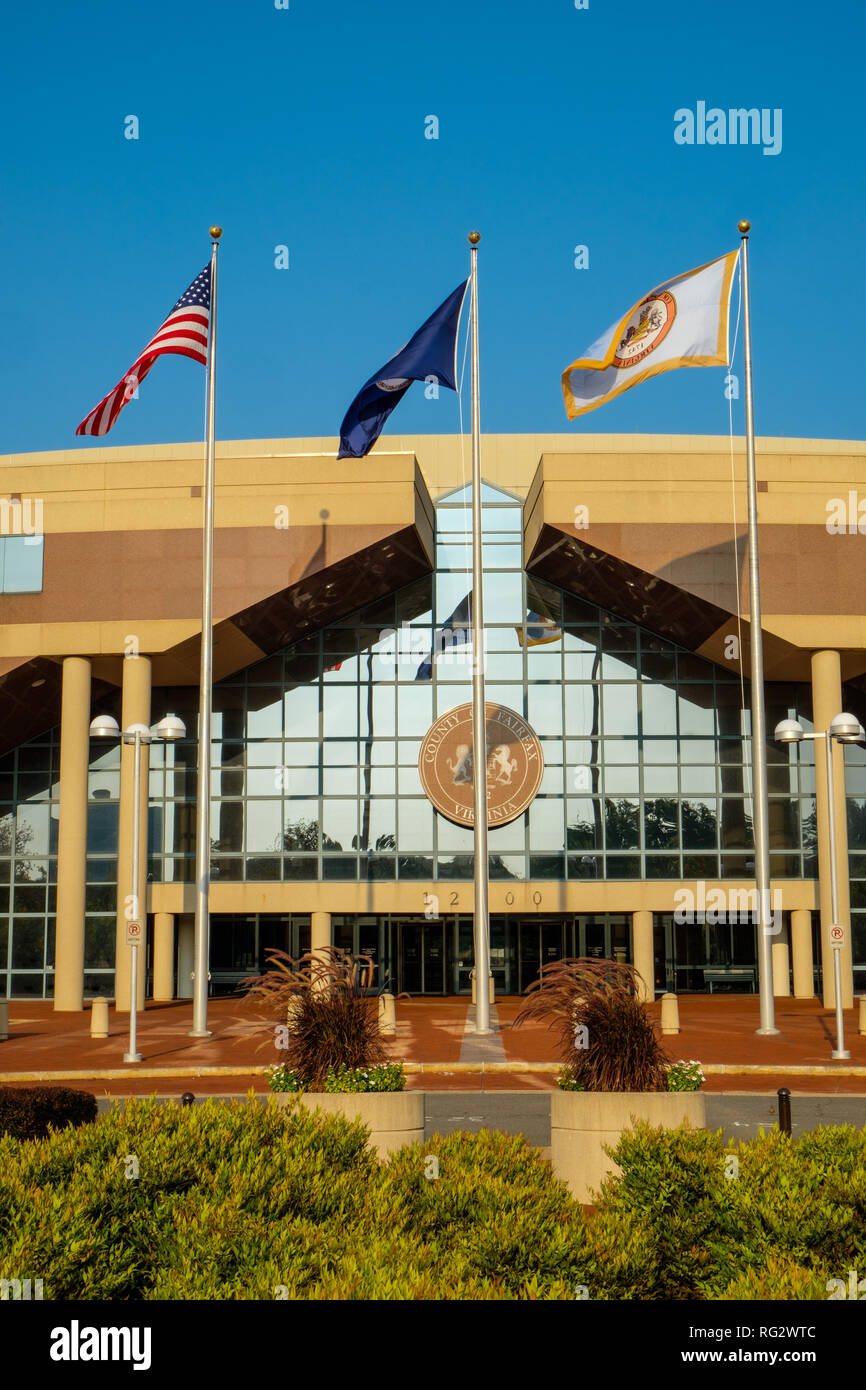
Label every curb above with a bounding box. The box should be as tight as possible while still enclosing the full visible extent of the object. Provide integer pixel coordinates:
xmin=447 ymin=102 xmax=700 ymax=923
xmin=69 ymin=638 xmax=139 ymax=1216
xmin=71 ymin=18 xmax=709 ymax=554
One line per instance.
xmin=3 ymin=1061 xmax=866 ymax=1082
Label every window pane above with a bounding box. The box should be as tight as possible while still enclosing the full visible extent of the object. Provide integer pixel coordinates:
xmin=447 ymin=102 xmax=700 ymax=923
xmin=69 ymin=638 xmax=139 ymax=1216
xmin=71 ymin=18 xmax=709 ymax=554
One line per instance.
xmin=2 ymin=536 xmax=43 ymax=593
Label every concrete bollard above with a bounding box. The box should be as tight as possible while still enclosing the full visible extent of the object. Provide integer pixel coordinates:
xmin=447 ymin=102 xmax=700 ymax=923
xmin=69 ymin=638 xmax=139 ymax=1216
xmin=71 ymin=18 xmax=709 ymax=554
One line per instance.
xmin=860 ymin=996 xmax=866 ymax=1036
xmin=378 ymin=992 xmax=396 ymax=1035
xmin=286 ymin=997 xmax=303 ymax=1034
xmin=90 ymin=997 xmax=109 ymax=1039
xmin=0 ymin=1000 xmax=8 ymax=1041
xmin=660 ymin=992 xmax=680 ymax=1035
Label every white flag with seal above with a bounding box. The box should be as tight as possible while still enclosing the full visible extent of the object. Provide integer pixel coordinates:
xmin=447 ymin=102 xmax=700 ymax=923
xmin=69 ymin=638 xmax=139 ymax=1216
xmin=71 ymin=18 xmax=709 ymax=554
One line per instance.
xmin=561 ymin=251 xmax=738 ymax=420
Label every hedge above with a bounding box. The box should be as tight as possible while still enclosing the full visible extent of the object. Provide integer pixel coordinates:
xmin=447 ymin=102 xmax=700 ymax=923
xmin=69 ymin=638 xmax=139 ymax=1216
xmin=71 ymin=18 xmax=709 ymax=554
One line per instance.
xmin=0 ymin=1097 xmax=863 ymax=1299
xmin=0 ymin=1085 xmax=97 ymax=1141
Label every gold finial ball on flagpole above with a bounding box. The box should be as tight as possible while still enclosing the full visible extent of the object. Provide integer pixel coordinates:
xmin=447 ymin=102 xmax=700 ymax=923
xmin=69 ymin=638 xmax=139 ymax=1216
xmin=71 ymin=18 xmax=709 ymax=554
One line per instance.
xmin=468 ymin=231 xmax=481 ymax=245
xmin=737 ymin=220 xmax=751 ymax=234
xmin=209 ymin=226 xmax=223 ymax=240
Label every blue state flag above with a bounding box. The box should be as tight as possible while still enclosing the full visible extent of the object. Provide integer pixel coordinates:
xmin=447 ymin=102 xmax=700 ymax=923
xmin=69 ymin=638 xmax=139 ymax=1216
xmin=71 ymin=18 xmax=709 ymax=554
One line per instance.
xmin=338 ymin=280 xmax=469 ymax=459
xmin=415 ymin=592 xmax=473 ymax=680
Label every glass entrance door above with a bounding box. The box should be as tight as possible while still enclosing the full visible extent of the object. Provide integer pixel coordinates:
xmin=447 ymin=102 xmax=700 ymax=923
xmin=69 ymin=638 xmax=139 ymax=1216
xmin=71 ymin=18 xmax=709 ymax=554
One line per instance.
xmin=655 ymin=913 xmax=758 ymax=992
xmin=397 ymin=920 xmax=448 ymax=995
xmin=516 ymin=920 xmax=566 ymax=993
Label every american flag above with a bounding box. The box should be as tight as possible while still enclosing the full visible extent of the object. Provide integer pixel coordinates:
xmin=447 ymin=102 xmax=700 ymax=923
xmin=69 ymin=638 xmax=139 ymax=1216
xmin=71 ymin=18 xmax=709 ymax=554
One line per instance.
xmin=76 ymin=264 xmax=211 ymax=437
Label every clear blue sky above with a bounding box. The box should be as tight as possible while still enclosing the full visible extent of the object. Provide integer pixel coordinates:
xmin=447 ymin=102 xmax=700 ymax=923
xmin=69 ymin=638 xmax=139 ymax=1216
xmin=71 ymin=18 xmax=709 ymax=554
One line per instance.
xmin=2 ymin=0 xmax=863 ymax=454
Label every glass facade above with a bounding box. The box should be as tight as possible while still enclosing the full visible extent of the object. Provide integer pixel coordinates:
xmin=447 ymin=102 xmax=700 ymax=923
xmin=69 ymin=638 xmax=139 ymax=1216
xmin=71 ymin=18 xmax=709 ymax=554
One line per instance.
xmin=148 ymin=485 xmax=824 ymax=886
xmin=2 ymin=482 xmax=866 ymax=997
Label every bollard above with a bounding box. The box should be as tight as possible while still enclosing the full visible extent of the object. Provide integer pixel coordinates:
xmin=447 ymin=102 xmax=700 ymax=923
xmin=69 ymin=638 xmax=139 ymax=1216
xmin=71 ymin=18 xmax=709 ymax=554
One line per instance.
xmin=286 ymin=997 xmax=303 ymax=1034
xmin=777 ymin=1087 xmax=792 ymax=1136
xmin=660 ymin=992 xmax=680 ymax=1035
xmin=0 ymin=999 xmax=8 ymax=1042
xmin=90 ymin=997 xmax=109 ymax=1039
xmin=180 ymin=1092 xmax=195 ymax=1108
xmin=378 ymin=992 xmax=396 ymax=1035
xmin=859 ymin=996 xmax=866 ymax=1037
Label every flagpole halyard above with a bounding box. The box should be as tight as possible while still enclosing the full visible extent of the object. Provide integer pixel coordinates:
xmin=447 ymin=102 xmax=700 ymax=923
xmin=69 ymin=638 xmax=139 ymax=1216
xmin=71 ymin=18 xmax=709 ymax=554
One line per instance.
xmin=190 ymin=225 xmax=222 ymax=1039
xmin=468 ymin=231 xmax=492 ymax=1035
xmin=738 ymin=219 xmax=779 ymax=1037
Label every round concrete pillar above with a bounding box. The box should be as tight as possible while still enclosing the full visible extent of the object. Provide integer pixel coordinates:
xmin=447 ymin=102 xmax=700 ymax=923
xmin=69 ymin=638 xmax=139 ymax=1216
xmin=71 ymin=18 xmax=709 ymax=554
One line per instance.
xmin=790 ymin=908 xmax=814 ymax=998
xmin=54 ymin=656 xmax=92 ymax=1011
xmin=632 ymin=909 xmax=655 ymax=1003
xmin=310 ymin=911 xmax=331 ymax=993
xmin=115 ymin=655 xmax=151 ymax=1012
xmin=153 ymin=912 xmax=175 ymax=1001
xmin=772 ymin=937 xmax=791 ymax=997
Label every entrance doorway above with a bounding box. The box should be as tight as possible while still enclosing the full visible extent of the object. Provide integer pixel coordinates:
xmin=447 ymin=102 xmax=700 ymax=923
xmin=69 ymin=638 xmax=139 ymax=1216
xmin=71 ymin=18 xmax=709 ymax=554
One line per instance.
xmin=653 ymin=913 xmax=761 ymax=993
xmin=397 ymin=919 xmax=448 ymax=995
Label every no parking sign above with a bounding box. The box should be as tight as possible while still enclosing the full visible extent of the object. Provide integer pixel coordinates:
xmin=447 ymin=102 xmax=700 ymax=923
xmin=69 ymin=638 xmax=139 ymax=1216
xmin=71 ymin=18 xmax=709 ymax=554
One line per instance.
xmin=829 ymin=924 xmax=846 ymax=946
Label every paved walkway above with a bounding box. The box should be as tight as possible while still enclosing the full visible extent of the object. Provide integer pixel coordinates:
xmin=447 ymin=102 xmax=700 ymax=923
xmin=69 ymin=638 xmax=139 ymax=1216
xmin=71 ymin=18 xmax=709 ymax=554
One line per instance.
xmin=1 ymin=994 xmax=865 ymax=1094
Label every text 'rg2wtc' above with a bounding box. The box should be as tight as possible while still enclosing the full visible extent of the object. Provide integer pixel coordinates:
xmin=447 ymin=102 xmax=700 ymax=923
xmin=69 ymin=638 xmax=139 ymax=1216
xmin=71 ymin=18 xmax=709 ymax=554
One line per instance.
xmin=418 ymin=703 xmax=544 ymax=828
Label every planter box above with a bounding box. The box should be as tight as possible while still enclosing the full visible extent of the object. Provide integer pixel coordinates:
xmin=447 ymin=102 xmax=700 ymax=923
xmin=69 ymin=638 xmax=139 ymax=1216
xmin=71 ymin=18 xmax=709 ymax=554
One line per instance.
xmin=272 ymin=1090 xmax=424 ymax=1159
xmin=550 ymin=1090 xmax=706 ymax=1204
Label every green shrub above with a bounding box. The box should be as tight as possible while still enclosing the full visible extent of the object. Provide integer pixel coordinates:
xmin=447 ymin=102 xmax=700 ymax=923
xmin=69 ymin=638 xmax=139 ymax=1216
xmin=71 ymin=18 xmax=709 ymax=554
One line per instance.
xmin=0 ymin=1097 xmax=586 ymax=1300
xmin=324 ymin=1062 xmax=406 ymax=1093
xmin=595 ymin=1120 xmax=866 ymax=1299
xmin=557 ymin=1066 xmax=585 ymax=1091
xmin=666 ymin=1060 xmax=704 ymax=1092
xmin=267 ymin=1063 xmax=303 ymax=1092
xmin=0 ymin=1085 xmax=97 ymax=1141
xmin=2 ymin=1097 xmax=862 ymax=1301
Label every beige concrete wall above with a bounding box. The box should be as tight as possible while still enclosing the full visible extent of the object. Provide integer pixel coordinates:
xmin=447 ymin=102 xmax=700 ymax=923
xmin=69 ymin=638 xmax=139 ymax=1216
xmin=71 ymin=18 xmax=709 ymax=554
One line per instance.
xmin=149 ymin=877 xmax=818 ymax=917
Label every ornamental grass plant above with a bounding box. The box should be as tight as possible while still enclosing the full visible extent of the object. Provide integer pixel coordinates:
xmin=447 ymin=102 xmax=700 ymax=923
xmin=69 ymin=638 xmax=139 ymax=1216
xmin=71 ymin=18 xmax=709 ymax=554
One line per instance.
xmin=514 ymin=957 xmax=669 ymax=1092
xmin=243 ymin=946 xmax=388 ymax=1091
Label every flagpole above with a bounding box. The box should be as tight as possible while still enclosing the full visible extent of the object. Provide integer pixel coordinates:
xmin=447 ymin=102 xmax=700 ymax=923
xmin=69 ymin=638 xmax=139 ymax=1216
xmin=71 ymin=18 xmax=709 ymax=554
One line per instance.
xmin=468 ymin=231 xmax=491 ymax=1035
xmin=190 ymin=225 xmax=222 ymax=1038
xmin=739 ymin=219 xmax=778 ymax=1037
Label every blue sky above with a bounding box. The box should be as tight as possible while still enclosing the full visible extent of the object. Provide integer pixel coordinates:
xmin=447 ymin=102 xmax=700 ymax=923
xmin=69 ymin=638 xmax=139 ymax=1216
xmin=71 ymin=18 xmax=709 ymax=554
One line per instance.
xmin=1 ymin=0 xmax=863 ymax=454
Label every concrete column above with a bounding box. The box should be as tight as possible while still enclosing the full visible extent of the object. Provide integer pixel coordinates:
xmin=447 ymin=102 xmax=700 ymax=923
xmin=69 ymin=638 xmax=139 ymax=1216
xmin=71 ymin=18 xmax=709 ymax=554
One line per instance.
xmin=311 ymin=911 xmax=331 ymax=993
xmin=153 ymin=912 xmax=175 ymax=1001
xmin=115 ymin=655 xmax=151 ymax=1011
xmin=790 ymin=908 xmax=814 ymax=998
xmin=772 ymin=917 xmax=791 ymax=997
xmin=632 ymin=909 xmax=655 ymax=1003
xmin=53 ymin=657 xmax=91 ymax=1011
xmin=177 ymin=915 xmax=195 ymax=999
xmin=811 ymin=650 xmax=854 ymax=1008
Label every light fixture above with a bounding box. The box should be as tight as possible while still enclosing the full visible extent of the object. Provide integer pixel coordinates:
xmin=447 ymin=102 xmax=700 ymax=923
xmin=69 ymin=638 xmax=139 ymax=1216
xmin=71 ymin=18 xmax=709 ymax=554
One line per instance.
xmin=151 ymin=713 xmax=186 ymax=742
xmin=90 ymin=714 xmax=120 ymax=738
xmin=774 ymin=718 xmax=804 ymax=743
xmin=829 ymin=712 xmax=865 ymax=743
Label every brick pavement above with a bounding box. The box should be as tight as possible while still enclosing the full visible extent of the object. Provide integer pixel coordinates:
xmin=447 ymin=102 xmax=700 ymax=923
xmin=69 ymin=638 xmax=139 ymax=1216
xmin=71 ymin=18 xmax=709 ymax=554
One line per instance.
xmin=1 ymin=994 xmax=865 ymax=1096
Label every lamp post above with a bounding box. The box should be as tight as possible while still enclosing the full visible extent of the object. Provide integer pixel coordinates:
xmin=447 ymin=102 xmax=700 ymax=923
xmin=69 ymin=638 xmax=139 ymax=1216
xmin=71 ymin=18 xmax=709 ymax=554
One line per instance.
xmin=90 ymin=713 xmax=187 ymax=1063
xmin=775 ymin=712 xmax=864 ymax=1059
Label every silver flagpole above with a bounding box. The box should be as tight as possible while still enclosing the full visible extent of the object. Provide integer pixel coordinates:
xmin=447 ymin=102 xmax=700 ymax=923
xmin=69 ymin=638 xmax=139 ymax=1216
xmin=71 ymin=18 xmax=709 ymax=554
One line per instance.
xmin=190 ymin=225 xmax=222 ymax=1039
xmin=739 ymin=219 xmax=778 ymax=1036
xmin=468 ymin=231 xmax=491 ymax=1035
